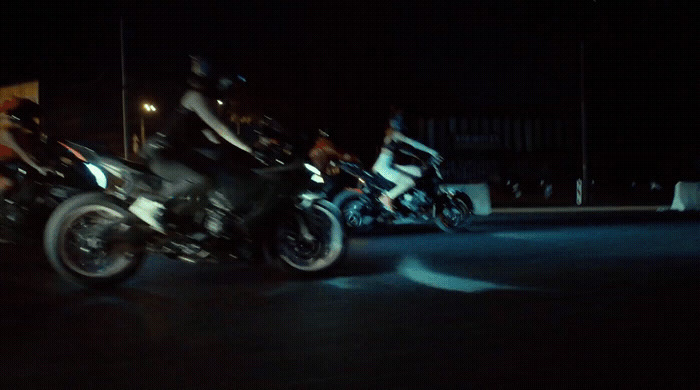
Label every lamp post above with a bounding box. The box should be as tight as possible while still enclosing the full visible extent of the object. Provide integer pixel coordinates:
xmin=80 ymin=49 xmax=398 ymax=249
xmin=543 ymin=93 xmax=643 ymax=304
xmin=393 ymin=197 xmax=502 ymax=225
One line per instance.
xmin=141 ymin=103 xmax=157 ymax=144
xmin=134 ymin=103 xmax=156 ymax=158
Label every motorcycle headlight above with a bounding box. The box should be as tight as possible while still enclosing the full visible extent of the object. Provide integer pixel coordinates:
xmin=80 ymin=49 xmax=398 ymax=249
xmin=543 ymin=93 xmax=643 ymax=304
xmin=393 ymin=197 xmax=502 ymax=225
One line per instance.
xmin=84 ymin=162 xmax=108 ymax=189
xmin=305 ymin=163 xmax=324 ymax=184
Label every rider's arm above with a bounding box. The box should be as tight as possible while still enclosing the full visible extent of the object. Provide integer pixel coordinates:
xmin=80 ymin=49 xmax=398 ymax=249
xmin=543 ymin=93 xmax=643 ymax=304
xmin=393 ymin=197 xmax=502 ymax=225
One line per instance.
xmin=181 ymin=90 xmax=253 ymax=154
xmin=390 ymin=131 xmax=439 ymax=157
xmin=0 ymin=117 xmax=47 ymax=175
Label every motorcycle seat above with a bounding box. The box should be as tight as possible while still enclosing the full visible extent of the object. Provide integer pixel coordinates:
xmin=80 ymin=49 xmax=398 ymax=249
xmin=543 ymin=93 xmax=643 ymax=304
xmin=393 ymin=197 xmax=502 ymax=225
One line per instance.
xmin=369 ymin=172 xmax=396 ymax=192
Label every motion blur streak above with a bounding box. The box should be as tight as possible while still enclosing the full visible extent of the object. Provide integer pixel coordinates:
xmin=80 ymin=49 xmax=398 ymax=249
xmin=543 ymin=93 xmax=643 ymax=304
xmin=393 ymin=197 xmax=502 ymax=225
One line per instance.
xmin=397 ymin=256 xmax=519 ymax=293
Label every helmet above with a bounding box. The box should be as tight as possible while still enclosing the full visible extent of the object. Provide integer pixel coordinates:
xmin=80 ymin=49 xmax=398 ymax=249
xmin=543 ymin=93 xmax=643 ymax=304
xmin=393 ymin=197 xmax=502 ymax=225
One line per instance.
xmin=190 ymin=55 xmax=212 ymax=79
xmin=187 ymin=55 xmax=215 ymax=91
xmin=388 ymin=105 xmax=405 ymax=133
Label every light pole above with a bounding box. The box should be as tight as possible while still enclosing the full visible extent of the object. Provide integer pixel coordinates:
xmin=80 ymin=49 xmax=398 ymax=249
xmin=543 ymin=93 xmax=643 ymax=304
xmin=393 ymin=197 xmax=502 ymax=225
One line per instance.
xmin=141 ymin=103 xmax=157 ymax=145
xmin=135 ymin=103 xmax=156 ymax=158
xmin=121 ymin=17 xmax=128 ymax=159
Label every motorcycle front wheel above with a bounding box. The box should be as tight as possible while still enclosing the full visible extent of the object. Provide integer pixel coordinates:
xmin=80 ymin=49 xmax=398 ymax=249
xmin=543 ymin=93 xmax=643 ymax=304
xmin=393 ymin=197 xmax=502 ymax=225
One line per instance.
xmin=332 ymin=190 xmax=374 ymax=233
xmin=44 ymin=192 xmax=146 ymax=288
xmin=265 ymin=200 xmax=346 ymax=274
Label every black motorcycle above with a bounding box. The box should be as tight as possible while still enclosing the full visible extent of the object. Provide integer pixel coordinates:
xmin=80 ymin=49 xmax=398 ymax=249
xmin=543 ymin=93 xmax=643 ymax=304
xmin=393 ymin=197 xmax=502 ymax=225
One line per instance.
xmin=43 ymin=130 xmax=347 ymax=288
xmin=331 ymin=149 xmax=474 ymax=233
xmin=0 ymin=137 xmax=105 ymax=244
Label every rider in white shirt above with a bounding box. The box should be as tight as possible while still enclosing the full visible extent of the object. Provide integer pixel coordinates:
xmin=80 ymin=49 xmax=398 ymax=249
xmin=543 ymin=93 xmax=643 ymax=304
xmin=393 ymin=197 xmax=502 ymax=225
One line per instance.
xmin=371 ymin=109 xmax=440 ymax=212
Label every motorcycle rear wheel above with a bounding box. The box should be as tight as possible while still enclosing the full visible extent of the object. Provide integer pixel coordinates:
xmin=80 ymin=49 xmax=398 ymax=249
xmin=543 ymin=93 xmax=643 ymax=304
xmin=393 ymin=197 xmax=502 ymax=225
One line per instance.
xmin=44 ymin=192 xmax=145 ymax=288
xmin=332 ymin=190 xmax=374 ymax=233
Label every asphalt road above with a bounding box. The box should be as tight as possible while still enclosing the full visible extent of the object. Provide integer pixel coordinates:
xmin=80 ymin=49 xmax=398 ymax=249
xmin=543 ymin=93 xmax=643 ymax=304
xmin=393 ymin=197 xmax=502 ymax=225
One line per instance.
xmin=1 ymin=211 xmax=698 ymax=388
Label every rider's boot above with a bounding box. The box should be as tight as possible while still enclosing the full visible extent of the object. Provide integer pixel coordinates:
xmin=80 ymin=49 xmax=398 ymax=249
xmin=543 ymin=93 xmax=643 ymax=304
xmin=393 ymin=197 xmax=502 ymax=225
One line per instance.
xmin=379 ymin=193 xmax=396 ymax=213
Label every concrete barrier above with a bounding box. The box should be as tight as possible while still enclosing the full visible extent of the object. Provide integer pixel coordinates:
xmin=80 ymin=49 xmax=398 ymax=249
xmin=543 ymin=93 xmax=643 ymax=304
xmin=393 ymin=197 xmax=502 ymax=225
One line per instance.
xmin=442 ymin=183 xmax=492 ymax=216
xmin=670 ymin=181 xmax=700 ymax=211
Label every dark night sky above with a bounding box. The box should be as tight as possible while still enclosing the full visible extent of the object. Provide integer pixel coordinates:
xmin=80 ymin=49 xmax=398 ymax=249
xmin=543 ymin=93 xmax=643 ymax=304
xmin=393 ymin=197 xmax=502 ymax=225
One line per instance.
xmin=1 ymin=1 xmax=697 ymax=177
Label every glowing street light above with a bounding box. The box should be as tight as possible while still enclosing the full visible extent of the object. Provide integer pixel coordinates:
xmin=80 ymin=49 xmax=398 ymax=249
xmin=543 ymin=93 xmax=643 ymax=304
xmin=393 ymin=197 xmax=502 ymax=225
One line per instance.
xmin=140 ymin=102 xmax=157 ymax=146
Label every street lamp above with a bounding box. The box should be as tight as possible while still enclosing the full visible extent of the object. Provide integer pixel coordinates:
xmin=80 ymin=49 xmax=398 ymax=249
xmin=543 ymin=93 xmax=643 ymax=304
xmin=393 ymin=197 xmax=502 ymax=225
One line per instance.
xmin=141 ymin=103 xmax=157 ymax=145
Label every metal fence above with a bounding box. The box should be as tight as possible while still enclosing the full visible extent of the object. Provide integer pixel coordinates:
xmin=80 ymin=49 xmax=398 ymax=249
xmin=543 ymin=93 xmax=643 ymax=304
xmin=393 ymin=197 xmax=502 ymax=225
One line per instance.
xmin=413 ymin=114 xmax=581 ymax=184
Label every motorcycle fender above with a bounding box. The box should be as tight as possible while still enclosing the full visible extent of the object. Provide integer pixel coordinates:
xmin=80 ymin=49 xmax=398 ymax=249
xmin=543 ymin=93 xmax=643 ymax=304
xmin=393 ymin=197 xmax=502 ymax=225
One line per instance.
xmin=298 ymin=191 xmax=324 ymax=209
xmin=302 ymin=197 xmax=343 ymax=222
xmin=452 ymin=191 xmax=474 ymax=211
xmin=433 ymin=191 xmax=473 ymax=216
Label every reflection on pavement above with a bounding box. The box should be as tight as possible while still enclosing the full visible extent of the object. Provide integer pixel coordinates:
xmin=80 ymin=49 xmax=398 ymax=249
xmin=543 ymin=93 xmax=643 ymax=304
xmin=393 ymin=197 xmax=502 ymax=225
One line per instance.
xmin=397 ymin=256 xmax=521 ymax=293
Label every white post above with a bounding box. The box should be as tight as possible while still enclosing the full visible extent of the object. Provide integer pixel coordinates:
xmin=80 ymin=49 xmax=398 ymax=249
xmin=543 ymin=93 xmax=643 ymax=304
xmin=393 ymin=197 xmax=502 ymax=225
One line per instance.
xmin=576 ymin=178 xmax=583 ymax=205
xmin=121 ymin=17 xmax=129 ymax=160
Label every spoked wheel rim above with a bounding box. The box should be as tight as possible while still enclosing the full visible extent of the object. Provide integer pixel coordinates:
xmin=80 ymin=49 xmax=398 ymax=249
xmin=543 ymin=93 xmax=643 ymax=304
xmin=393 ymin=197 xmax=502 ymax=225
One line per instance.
xmin=438 ymin=198 xmax=472 ymax=230
xmin=342 ymin=198 xmax=370 ymax=229
xmin=275 ymin=204 xmax=344 ymax=272
xmin=58 ymin=204 xmax=138 ymax=278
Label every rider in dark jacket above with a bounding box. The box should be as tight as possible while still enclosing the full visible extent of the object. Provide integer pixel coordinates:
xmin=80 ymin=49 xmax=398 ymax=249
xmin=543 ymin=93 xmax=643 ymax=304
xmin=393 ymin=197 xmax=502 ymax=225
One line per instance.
xmin=129 ymin=56 xmax=253 ymax=233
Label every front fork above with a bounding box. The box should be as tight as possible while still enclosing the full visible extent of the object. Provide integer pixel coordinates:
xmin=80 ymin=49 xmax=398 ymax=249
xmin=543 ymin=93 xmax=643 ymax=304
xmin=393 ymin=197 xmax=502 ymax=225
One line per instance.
xmin=296 ymin=192 xmax=324 ymax=243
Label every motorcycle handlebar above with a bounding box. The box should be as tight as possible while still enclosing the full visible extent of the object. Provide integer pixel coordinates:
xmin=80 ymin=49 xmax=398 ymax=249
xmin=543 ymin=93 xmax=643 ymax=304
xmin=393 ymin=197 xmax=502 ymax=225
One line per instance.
xmin=338 ymin=161 xmax=364 ymax=175
xmin=431 ymin=154 xmax=444 ymax=166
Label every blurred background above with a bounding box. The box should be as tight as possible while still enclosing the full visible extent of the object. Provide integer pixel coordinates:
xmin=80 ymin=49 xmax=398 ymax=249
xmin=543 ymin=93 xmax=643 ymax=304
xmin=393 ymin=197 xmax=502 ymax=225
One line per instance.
xmin=1 ymin=0 xmax=697 ymax=206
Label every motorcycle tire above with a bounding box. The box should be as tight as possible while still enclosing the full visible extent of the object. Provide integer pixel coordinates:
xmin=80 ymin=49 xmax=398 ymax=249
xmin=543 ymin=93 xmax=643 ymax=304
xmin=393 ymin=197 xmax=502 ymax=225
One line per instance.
xmin=44 ymin=192 xmax=146 ymax=288
xmin=332 ymin=190 xmax=374 ymax=233
xmin=264 ymin=200 xmax=346 ymax=274
xmin=435 ymin=191 xmax=474 ymax=233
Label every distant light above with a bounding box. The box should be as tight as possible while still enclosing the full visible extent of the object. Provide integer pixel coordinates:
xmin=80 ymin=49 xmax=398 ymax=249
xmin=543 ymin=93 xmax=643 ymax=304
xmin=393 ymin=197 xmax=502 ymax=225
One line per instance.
xmin=143 ymin=103 xmax=157 ymax=112
xmin=217 ymin=100 xmax=224 ymax=105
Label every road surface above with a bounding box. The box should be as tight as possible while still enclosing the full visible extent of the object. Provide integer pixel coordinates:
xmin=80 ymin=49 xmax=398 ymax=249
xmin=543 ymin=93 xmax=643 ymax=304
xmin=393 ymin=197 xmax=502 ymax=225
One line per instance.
xmin=1 ymin=211 xmax=698 ymax=388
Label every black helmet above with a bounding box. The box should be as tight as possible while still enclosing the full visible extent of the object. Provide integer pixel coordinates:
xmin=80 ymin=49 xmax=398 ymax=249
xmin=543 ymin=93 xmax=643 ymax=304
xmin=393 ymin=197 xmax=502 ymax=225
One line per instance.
xmin=388 ymin=113 xmax=405 ymax=133
xmin=6 ymin=98 xmax=41 ymax=133
xmin=187 ymin=55 xmax=215 ymax=91
xmin=190 ymin=55 xmax=212 ymax=78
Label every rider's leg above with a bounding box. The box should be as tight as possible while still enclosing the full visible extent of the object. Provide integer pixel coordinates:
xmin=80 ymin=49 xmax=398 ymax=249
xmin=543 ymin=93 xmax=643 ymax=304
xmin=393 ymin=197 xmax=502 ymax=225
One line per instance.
xmin=373 ymin=163 xmax=415 ymax=211
xmin=393 ymin=164 xmax=422 ymax=178
xmin=129 ymin=156 xmax=210 ymax=233
xmin=382 ymin=174 xmax=414 ymax=210
xmin=374 ymin=167 xmax=415 ymax=212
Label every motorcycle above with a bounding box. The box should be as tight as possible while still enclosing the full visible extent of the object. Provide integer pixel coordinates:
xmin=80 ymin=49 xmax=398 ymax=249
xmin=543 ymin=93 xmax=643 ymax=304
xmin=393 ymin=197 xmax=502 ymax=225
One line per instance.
xmin=331 ymin=148 xmax=474 ymax=233
xmin=43 ymin=128 xmax=347 ymax=288
xmin=0 ymin=137 xmax=105 ymax=244
xmin=307 ymin=129 xmax=362 ymax=199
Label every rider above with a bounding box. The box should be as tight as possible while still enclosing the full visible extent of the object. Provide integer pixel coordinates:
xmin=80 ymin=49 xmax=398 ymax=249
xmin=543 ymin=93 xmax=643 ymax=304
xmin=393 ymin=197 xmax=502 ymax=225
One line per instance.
xmin=371 ymin=107 xmax=441 ymax=212
xmin=308 ymin=129 xmax=359 ymax=176
xmin=0 ymin=97 xmax=49 ymax=177
xmin=129 ymin=56 xmax=254 ymax=233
